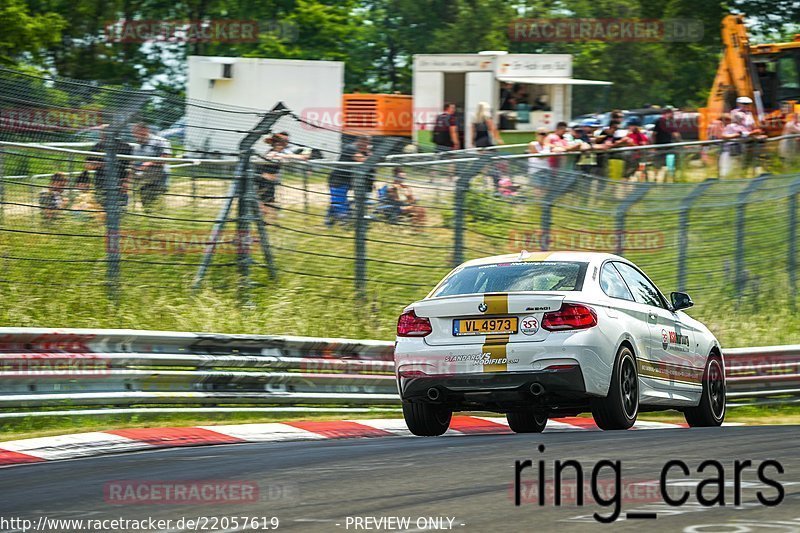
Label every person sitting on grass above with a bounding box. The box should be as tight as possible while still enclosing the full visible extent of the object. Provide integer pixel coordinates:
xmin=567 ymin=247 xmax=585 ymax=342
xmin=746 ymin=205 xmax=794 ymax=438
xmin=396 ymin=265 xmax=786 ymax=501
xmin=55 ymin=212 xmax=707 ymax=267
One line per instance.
xmin=385 ymin=168 xmax=426 ymax=227
xmin=71 ymin=170 xmax=103 ymax=222
xmin=39 ymin=172 xmax=68 ymax=223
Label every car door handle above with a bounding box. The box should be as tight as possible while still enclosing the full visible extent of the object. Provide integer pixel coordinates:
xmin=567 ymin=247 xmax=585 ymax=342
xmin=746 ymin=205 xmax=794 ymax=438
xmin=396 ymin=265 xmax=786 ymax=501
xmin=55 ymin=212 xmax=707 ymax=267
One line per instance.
xmin=648 ymin=312 xmax=658 ymax=322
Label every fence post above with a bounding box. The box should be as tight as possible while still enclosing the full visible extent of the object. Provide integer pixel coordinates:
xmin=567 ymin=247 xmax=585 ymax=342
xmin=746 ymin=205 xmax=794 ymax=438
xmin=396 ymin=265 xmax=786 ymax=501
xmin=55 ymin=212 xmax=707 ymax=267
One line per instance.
xmin=787 ymin=177 xmax=800 ymax=309
xmin=353 ymin=138 xmax=403 ymax=300
xmin=303 ymin=163 xmax=310 ymax=215
xmin=614 ymin=182 xmax=653 ymax=256
xmin=103 ymin=122 xmax=125 ymax=300
xmin=677 ymin=180 xmax=716 ymax=291
xmin=735 ymin=174 xmax=769 ymax=297
xmin=453 ymin=154 xmax=492 ymax=266
xmin=100 ymin=91 xmax=149 ymax=301
xmin=540 ymin=170 xmax=579 ymax=251
xmin=250 ymin=163 xmax=277 ymax=281
xmin=236 ymin=148 xmax=254 ymax=300
xmin=193 ymin=103 xmax=289 ymax=290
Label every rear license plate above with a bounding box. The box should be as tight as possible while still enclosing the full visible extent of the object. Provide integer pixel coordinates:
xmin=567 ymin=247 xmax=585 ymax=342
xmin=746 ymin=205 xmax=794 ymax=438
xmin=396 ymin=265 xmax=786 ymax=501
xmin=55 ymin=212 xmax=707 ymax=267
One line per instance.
xmin=452 ymin=317 xmax=518 ymax=336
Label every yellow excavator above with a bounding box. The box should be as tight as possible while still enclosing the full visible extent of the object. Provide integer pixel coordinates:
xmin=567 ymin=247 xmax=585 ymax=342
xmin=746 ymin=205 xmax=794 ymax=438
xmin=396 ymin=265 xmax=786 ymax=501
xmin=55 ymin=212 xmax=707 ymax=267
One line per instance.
xmin=700 ymin=14 xmax=800 ymax=139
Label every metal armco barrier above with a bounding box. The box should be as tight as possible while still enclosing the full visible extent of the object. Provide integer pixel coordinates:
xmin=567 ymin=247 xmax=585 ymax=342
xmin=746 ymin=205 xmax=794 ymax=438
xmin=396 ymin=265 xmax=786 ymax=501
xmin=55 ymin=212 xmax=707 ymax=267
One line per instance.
xmin=0 ymin=328 xmax=797 ymax=412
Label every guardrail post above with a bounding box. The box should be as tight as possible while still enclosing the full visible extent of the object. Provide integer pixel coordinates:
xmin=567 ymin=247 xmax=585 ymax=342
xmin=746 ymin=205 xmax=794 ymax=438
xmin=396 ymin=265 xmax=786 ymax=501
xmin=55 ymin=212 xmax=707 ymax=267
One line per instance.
xmin=453 ymin=154 xmax=492 ymax=266
xmin=353 ymin=137 xmax=403 ymax=300
xmin=614 ymin=182 xmax=653 ymax=256
xmin=677 ymin=180 xmax=716 ymax=291
xmin=735 ymin=174 xmax=769 ymax=297
xmin=788 ymin=177 xmax=800 ymax=309
xmin=540 ymin=169 xmax=579 ymax=252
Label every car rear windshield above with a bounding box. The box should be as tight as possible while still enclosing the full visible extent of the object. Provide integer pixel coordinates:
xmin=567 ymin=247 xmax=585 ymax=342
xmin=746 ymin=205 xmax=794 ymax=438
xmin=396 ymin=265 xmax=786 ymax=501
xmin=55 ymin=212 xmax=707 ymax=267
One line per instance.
xmin=431 ymin=261 xmax=588 ymax=297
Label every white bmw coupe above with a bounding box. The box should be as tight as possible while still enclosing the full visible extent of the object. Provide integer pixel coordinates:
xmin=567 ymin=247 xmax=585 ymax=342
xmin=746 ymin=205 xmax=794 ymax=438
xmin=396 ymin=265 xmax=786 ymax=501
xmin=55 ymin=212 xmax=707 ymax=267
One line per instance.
xmin=394 ymin=251 xmax=725 ymax=435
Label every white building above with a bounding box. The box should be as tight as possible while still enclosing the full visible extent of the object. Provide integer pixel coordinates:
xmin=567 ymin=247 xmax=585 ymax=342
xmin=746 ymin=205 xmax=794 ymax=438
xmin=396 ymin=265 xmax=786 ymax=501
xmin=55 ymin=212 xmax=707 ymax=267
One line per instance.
xmin=186 ymin=56 xmax=344 ymax=156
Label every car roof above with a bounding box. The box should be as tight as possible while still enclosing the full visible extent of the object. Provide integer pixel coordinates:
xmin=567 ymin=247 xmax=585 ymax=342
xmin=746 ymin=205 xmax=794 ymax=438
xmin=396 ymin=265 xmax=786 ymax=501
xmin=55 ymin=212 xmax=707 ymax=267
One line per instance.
xmin=459 ymin=251 xmax=626 ymax=268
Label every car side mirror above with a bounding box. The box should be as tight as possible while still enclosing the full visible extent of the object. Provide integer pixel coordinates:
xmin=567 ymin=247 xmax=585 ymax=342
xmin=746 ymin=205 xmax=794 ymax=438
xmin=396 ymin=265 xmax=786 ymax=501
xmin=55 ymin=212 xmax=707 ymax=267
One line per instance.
xmin=671 ymin=291 xmax=693 ymax=311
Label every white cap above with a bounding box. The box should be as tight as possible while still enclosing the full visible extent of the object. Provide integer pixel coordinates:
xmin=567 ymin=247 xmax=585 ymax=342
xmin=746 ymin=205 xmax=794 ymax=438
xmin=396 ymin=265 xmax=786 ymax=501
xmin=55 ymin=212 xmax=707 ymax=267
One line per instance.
xmin=736 ymin=96 xmax=753 ymax=104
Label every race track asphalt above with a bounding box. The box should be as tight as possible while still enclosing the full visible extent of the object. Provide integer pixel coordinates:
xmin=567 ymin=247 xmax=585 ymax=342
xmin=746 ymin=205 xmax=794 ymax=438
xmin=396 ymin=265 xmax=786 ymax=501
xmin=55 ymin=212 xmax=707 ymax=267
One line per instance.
xmin=1 ymin=425 xmax=799 ymax=533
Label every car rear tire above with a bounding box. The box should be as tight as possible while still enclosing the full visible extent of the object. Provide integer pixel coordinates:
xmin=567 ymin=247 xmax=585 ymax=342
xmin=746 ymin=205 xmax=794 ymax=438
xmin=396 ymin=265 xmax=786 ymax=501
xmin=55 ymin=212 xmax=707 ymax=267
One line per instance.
xmin=591 ymin=345 xmax=638 ymax=430
xmin=506 ymin=409 xmax=548 ymax=433
xmin=402 ymin=402 xmax=452 ymax=436
xmin=684 ymin=355 xmax=726 ymax=427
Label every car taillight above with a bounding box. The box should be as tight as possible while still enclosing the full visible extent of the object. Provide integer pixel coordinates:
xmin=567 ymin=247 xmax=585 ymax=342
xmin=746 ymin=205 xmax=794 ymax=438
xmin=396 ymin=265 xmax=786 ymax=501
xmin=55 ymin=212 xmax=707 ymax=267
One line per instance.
xmin=542 ymin=303 xmax=597 ymax=331
xmin=397 ymin=309 xmax=432 ymax=337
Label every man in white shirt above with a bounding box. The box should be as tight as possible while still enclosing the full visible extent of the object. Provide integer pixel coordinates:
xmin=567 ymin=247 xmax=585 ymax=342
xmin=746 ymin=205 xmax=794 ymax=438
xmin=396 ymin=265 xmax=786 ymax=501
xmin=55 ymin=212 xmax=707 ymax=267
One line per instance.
xmin=731 ymin=96 xmax=759 ymax=133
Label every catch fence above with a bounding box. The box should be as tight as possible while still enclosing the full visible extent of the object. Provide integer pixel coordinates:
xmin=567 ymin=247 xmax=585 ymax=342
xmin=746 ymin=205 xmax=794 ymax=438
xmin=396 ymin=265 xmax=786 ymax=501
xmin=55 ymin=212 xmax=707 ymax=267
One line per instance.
xmin=1 ymin=68 xmax=800 ymax=340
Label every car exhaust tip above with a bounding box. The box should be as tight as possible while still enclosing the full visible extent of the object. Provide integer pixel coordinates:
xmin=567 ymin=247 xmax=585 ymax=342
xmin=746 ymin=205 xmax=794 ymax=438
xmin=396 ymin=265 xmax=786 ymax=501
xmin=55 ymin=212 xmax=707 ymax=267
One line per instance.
xmin=426 ymin=387 xmax=441 ymax=401
xmin=529 ymin=382 xmax=545 ymax=396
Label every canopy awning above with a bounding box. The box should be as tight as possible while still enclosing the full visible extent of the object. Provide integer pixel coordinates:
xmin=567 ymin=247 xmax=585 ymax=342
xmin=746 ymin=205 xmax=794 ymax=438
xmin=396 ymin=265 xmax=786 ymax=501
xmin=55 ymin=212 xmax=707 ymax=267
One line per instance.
xmin=497 ymin=76 xmax=612 ymax=86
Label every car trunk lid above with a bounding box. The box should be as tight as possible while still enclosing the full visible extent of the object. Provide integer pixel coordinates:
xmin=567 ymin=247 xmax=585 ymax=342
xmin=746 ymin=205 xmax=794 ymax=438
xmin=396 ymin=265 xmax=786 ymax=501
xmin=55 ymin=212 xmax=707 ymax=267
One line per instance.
xmin=413 ymin=292 xmax=567 ymax=346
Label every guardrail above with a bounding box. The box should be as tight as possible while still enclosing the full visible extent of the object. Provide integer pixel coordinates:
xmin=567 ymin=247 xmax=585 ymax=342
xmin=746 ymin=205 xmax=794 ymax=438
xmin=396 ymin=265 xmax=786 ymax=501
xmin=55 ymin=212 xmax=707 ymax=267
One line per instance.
xmin=0 ymin=328 xmax=797 ymax=415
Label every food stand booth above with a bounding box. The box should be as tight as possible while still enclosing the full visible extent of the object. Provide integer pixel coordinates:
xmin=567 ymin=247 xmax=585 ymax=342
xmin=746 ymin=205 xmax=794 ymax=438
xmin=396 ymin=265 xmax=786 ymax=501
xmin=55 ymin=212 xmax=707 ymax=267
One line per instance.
xmin=412 ymin=52 xmax=612 ymax=147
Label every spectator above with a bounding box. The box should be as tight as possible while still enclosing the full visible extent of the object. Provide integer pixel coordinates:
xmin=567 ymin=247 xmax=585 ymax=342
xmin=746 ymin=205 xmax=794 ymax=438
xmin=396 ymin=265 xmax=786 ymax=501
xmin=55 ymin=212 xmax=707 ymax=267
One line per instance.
xmin=385 ymin=168 xmax=426 ymax=227
xmin=71 ymin=170 xmax=102 ymax=221
xmin=531 ymin=94 xmax=549 ymax=111
xmin=653 ymin=107 xmax=681 ymax=181
xmin=131 ymin=122 xmax=172 ymax=210
xmin=499 ymin=83 xmax=513 ymax=111
xmin=544 ymin=121 xmax=580 ymax=171
xmin=433 ymin=103 xmax=460 ymax=152
xmin=704 ymin=116 xmax=725 ymax=167
xmin=732 ymin=96 xmax=768 ymax=173
xmin=326 ymin=135 xmax=370 ymax=226
xmin=473 ymin=102 xmax=504 ymax=191
xmin=39 ymin=172 xmax=68 ymax=222
xmin=527 ymin=128 xmax=550 ymax=188
xmin=497 ymin=176 xmax=520 ymax=198
xmin=719 ymin=112 xmax=752 ymax=177
xmin=625 ymin=119 xmax=649 ymax=147
xmin=256 ymin=133 xmax=309 ymax=222
xmin=624 ymin=118 xmax=649 ymax=179
xmin=571 ymin=125 xmax=598 ymax=176
xmin=473 ymin=102 xmax=502 ymax=148
xmin=731 ymin=96 xmax=761 ymax=134
xmin=780 ymin=113 xmax=800 ymax=160
xmin=594 ymin=120 xmax=628 ymax=178
xmin=707 ymin=116 xmax=725 ymax=141
xmin=86 ymin=126 xmax=133 ymax=211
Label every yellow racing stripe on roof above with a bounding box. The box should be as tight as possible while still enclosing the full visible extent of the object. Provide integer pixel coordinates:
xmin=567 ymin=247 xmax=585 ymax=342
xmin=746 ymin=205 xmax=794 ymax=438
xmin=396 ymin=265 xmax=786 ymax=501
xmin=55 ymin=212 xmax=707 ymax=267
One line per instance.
xmin=522 ymin=251 xmax=554 ymax=262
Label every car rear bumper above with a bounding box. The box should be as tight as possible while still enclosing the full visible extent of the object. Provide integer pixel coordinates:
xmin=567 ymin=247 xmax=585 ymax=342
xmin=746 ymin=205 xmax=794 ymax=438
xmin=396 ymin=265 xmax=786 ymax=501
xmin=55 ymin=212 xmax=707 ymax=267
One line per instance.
xmin=399 ymin=367 xmax=589 ymax=409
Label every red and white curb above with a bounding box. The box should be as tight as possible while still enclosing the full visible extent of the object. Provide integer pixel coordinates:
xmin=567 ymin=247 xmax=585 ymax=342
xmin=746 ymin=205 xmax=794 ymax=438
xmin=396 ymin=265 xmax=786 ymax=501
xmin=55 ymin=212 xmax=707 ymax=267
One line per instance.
xmin=0 ymin=416 xmax=693 ymax=467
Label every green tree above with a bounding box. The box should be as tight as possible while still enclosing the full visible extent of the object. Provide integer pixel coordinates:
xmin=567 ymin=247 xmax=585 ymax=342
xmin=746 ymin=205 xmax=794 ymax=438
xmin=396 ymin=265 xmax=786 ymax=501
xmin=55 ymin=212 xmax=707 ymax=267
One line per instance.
xmin=0 ymin=0 xmax=65 ymax=64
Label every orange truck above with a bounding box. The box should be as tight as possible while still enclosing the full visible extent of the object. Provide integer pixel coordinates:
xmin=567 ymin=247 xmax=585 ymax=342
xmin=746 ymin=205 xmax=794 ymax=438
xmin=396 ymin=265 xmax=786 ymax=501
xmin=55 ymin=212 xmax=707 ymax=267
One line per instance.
xmin=341 ymin=93 xmax=413 ymax=137
xmin=700 ymin=14 xmax=800 ymax=139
